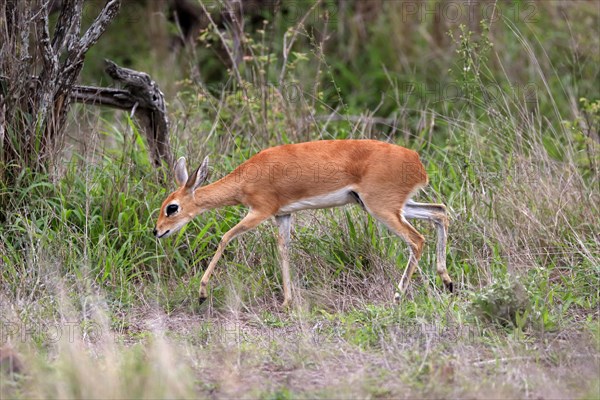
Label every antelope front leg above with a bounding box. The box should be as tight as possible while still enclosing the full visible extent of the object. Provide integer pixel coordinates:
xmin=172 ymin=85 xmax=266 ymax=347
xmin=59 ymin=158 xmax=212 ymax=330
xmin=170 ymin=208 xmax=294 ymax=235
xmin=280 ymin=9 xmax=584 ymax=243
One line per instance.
xmin=403 ymin=201 xmax=453 ymax=292
xmin=199 ymin=210 xmax=271 ymax=304
xmin=275 ymin=214 xmax=293 ymax=307
xmin=199 ymin=240 xmax=228 ymax=303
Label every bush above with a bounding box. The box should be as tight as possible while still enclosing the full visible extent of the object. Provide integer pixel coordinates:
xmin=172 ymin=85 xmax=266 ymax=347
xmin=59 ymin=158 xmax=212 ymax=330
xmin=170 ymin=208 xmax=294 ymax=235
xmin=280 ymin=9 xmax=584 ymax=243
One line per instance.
xmin=471 ymin=275 xmax=531 ymax=328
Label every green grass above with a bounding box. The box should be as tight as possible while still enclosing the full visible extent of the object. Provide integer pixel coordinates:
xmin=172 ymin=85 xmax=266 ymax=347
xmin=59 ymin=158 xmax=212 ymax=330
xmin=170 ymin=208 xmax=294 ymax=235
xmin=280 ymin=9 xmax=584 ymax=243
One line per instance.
xmin=1 ymin=1 xmax=599 ymax=398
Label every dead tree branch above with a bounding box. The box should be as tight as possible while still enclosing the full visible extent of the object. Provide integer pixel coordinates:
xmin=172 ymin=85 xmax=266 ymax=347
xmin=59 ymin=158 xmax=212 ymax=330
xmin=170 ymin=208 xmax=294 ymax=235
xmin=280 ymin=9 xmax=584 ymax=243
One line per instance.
xmin=98 ymin=60 xmax=172 ymax=167
xmin=1 ymin=59 xmax=173 ymax=168
xmin=0 ymin=0 xmax=121 ymax=180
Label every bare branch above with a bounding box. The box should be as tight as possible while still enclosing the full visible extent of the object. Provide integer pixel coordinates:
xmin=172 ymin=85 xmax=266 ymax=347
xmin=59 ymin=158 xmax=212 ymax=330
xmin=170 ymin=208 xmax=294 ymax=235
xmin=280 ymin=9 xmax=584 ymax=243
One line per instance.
xmin=38 ymin=2 xmax=59 ymax=76
xmin=51 ymin=0 xmax=84 ymax=54
xmin=70 ymin=85 xmax=136 ymax=109
xmin=77 ymin=0 xmax=120 ymax=57
xmin=0 ymin=100 xmax=5 ymax=151
xmin=1 ymin=1 xmax=123 ymax=177
xmin=36 ymin=2 xmax=59 ymax=123
xmin=102 ymin=60 xmax=171 ymax=167
xmin=1 ymin=57 xmax=172 ymax=169
xmin=104 ymin=60 xmax=164 ymax=110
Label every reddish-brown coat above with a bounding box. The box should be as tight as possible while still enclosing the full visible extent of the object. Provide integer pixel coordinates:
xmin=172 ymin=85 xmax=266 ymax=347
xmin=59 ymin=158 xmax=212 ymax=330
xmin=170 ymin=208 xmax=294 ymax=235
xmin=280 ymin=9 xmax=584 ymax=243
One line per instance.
xmin=191 ymin=139 xmax=428 ymax=215
xmin=155 ymin=139 xmax=451 ymax=305
xmin=156 ymin=140 xmax=428 ymax=234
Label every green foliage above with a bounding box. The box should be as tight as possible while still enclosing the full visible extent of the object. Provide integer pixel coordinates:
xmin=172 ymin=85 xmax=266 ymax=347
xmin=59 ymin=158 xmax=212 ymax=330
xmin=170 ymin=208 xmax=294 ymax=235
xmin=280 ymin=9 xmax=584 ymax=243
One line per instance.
xmin=562 ymin=97 xmax=600 ymax=177
xmin=264 ymin=387 xmax=295 ymax=400
xmin=471 ymin=275 xmax=531 ymax=328
xmin=1 ymin=2 xmax=599 ymax=398
xmin=448 ymin=22 xmax=494 ymax=100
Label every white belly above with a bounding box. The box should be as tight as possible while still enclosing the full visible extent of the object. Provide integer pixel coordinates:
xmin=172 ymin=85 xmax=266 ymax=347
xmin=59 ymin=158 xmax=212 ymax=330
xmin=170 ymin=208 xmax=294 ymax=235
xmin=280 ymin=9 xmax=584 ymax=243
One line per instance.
xmin=277 ymin=187 xmax=356 ymax=215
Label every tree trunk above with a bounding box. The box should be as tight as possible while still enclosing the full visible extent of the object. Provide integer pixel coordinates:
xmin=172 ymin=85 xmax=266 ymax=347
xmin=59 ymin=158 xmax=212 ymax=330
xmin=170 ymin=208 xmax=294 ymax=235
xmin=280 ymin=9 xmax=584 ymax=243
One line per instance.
xmin=0 ymin=0 xmax=121 ymax=182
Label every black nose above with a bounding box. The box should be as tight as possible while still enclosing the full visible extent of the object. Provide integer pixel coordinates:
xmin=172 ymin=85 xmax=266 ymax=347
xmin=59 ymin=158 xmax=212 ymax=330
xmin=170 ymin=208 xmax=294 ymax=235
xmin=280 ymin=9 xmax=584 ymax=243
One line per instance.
xmin=153 ymin=228 xmax=158 ymax=237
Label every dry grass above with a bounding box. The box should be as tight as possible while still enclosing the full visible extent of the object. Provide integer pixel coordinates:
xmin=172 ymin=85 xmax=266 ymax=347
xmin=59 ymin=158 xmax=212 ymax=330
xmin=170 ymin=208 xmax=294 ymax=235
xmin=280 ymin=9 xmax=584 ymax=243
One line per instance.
xmin=2 ymin=286 xmax=598 ymax=399
xmin=2 ymin=2 xmax=599 ymax=399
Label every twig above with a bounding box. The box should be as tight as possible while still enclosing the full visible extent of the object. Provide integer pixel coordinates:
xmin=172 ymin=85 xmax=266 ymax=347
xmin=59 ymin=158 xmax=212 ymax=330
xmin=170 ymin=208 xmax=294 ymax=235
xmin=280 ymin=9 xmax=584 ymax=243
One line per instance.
xmin=473 ymin=354 xmax=598 ymax=367
xmin=278 ymin=0 xmax=322 ymax=86
xmin=308 ymin=114 xmax=400 ymax=129
xmin=197 ymin=1 xmax=243 ymax=86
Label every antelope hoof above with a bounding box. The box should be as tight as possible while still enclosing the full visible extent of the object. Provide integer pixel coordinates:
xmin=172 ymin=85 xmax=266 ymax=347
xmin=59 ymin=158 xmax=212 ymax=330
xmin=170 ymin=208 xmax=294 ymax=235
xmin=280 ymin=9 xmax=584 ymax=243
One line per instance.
xmin=394 ymin=292 xmax=402 ymax=303
xmin=444 ymin=281 xmax=454 ymax=293
xmin=199 ymin=295 xmax=208 ymax=306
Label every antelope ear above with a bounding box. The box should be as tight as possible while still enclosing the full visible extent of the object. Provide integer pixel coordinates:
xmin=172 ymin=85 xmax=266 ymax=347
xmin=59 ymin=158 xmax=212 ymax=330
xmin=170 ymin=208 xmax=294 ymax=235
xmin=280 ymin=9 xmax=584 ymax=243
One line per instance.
xmin=174 ymin=157 xmax=188 ymax=187
xmin=186 ymin=156 xmax=210 ymax=191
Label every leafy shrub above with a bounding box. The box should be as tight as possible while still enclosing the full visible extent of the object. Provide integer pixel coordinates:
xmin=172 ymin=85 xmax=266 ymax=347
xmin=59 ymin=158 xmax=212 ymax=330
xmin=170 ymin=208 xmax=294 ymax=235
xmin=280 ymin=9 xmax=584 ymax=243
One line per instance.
xmin=471 ymin=275 xmax=531 ymax=327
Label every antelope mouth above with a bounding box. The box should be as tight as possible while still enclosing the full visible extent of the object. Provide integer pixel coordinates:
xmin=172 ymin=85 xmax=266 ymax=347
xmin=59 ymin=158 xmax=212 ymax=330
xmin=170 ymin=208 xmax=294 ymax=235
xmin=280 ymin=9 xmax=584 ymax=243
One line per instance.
xmin=156 ymin=229 xmax=171 ymax=239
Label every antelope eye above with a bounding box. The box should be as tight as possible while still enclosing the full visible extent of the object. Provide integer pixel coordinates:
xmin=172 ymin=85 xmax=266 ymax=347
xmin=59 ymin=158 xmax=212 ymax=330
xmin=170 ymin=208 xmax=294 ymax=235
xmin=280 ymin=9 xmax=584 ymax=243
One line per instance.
xmin=166 ymin=204 xmax=179 ymax=216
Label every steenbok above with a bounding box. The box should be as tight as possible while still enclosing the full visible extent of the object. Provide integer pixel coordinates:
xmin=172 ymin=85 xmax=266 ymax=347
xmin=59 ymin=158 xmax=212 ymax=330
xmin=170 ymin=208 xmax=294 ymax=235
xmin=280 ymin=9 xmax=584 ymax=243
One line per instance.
xmin=154 ymin=139 xmax=452 ymax=306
